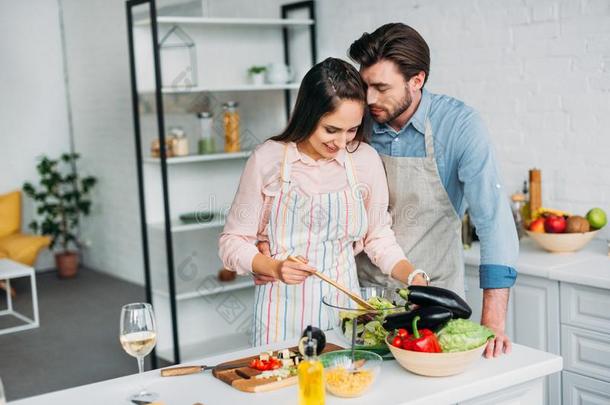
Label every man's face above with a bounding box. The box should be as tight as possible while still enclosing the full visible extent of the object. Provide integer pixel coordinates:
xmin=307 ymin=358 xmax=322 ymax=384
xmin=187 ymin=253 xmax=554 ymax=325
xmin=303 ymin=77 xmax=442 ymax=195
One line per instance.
xmin=360 ymin=60 xmax=413 ymax=125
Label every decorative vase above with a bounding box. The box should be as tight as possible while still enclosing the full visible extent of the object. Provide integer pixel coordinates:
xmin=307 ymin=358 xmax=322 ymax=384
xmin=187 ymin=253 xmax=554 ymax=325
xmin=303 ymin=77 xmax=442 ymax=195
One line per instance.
xmin=55 ymin=251 xmax=79 ymax=278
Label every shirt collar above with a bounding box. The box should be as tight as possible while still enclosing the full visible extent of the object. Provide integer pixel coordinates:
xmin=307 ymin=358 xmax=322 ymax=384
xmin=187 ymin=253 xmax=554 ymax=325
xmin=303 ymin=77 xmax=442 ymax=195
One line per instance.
xmin=372 ymin=88 xmax=432 ymax=136
xmin=286 ymin=142 xmax=346 ymax=165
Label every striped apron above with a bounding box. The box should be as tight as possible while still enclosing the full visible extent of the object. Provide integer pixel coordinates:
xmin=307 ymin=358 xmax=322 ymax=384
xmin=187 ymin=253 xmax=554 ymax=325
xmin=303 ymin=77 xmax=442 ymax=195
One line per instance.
xmin=251 ymin=144 xmax=367 ymax=346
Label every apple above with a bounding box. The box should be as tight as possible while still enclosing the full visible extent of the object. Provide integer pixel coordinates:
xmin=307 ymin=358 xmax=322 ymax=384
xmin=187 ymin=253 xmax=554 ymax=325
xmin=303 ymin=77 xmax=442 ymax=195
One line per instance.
xmin=544 ymin=215 xmax=567 ymax=233
xmin=529 ymin=218 xmax=545 ymax=233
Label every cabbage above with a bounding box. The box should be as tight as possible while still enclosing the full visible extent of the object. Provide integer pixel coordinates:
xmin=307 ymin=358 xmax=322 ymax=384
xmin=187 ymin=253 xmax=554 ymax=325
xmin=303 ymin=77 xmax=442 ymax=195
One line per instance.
xmin=362 ymin=320 xmax=388 ymax=346
xmin=437 ymin=319 xmax=495 ymax=352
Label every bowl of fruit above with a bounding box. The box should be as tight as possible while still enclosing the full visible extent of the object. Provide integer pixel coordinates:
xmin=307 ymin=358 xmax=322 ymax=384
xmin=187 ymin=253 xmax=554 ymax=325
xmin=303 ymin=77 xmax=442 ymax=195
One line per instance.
xmin=526 ymin=207 xmax=606 ymax=253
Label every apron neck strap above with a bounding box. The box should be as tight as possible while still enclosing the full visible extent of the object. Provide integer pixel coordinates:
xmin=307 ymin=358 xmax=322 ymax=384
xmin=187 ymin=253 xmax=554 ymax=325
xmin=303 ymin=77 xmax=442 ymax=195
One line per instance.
xmin=424 ymin=119 xmax=435 ymax=158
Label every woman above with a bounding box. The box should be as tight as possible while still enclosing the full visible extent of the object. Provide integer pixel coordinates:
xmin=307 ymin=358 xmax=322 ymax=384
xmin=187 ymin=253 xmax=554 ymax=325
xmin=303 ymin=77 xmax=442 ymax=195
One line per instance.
xmin=219 ymin=58 xmax=425 ymax=347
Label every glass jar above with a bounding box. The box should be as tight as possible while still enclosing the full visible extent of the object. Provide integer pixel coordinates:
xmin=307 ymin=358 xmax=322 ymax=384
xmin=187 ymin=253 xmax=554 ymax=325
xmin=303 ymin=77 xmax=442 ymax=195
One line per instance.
xmin=222 ymin=101 xmax=240 ymax=153
xmin=197 ymin=112 xmax=215 ymax=154
xmin=169 ymin=126 xmax=188 ymax=157
xmin=511 ymin=193 xmax=526 ymax=239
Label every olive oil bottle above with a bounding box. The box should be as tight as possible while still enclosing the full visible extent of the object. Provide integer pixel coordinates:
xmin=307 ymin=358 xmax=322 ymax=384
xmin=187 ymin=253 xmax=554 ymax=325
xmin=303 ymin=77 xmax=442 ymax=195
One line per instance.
xmin=298 ymin=332 xmax=325 ymax=405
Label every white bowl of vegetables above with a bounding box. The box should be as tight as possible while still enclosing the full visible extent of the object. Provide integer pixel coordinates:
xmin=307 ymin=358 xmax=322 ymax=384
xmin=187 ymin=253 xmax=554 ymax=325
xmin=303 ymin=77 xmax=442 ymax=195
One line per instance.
xmin=387 ymin=318 xmax=493 ymax=377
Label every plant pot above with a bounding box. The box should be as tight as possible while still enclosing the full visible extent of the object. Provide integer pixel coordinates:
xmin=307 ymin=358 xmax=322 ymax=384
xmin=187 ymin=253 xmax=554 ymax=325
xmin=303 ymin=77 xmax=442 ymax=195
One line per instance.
xmin=55 ymin=251 xmax=79 ymax=278
xmin=250 ymin=72 xmax=265 ymax=86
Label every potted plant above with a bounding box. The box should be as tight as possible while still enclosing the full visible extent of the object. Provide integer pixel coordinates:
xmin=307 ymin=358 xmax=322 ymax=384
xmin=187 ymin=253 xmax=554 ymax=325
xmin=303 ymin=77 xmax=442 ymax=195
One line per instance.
xmin=247 ymin=65 xmax=267 ymax=85
xmin=23 ymin=153 xmax=97 ymax=278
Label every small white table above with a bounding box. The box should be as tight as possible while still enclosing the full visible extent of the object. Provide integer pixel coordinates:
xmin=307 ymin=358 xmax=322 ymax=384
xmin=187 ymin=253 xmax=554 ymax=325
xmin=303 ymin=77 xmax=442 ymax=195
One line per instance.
xmin=0 ymin=259 xmax=39 ymax=335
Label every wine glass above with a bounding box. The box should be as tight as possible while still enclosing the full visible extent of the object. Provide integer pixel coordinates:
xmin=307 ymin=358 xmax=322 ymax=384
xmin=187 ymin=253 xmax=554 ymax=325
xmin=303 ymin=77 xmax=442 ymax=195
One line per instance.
xmin=0 ymin=377 xmax=6 ymax=405
xmin=120 ymin=303 xmax=158 ymax=402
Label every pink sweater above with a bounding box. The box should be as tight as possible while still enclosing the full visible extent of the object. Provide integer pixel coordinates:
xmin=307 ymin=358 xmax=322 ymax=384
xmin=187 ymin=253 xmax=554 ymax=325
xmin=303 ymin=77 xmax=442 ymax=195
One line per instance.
xmin=218 ymin=140 xmax=407 ymax=276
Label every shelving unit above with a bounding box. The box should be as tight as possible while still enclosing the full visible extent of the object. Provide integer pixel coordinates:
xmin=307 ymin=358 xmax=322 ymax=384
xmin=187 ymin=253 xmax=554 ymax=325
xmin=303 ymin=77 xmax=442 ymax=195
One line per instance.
xmin=148 ymin=212 xmax=226 ymax=233
xmin=126 ymin=0 xmax=317 ymax=366
xmin=160 ymin=82 xmax=301 ymax=94
xmin=136 ymin=16 xmax=314 ymax=27
xmin=154 ymin=276 xmax=254 ymax=301
xmin=143 ymin=151 xmax=251 ymax=164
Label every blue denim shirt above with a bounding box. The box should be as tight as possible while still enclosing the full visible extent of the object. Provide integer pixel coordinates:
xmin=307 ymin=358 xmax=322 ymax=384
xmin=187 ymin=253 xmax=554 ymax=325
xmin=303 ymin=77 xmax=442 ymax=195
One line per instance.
xmin=371 ymin=89 xmax=519 ymax=289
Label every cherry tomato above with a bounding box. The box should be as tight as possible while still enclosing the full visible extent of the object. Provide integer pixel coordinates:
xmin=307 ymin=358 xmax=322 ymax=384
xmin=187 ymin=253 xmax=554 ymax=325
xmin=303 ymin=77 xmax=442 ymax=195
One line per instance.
xmin=397 ymin=328 xmax=409 ymax=338
xmin=392 ymin=336 xmax=403 ymax=348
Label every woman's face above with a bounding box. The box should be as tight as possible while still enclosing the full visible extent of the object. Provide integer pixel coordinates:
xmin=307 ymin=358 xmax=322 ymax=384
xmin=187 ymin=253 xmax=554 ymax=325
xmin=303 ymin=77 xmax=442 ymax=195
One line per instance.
xmin=300 ymin=99 xmax=364 ymax=160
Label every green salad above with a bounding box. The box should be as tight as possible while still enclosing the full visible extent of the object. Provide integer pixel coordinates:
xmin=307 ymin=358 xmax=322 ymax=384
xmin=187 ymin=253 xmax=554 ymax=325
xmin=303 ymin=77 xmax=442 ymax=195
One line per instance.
xmin=437 ymin=319 xmax=495 ymax=352
xmin=339 ymin=296 xmax=404 ymax=347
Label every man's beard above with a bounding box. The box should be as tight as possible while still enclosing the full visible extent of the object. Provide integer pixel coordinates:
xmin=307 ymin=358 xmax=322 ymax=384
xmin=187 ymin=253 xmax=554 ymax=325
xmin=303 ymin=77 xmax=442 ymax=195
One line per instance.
xmin=373 ymin=91 xmax=412 ymax=125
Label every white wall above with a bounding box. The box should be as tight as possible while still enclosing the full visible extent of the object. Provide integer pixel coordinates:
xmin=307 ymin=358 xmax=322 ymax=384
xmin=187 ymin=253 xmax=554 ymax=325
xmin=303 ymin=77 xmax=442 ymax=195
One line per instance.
xmin=59 ymin=0 xmax=145 ymax=284
xmin=0 ymin=0 xmax=72 ymax=269
xmin=316 ymin=0 xmax=610 ymax=240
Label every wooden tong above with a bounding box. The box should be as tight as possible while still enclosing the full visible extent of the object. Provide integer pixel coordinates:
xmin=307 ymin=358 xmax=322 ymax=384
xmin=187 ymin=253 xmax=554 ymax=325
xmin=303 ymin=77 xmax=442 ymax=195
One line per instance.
xmin=287 ymin=256 xmax=375 ymax=310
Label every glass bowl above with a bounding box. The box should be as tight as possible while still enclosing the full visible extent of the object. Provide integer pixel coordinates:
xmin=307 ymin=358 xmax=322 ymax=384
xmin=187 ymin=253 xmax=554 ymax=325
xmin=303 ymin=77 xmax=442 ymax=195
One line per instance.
xmin=319 ymin=349 xmax=382 ymax=398
xmin=322 ymin=287 xmax=406 ymax=356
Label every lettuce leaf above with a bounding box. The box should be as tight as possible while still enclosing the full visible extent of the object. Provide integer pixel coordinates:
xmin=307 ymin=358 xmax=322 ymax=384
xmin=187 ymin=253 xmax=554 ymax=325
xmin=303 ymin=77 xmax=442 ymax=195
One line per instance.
xmin=437 ymin=319 xmax=495 ymax=352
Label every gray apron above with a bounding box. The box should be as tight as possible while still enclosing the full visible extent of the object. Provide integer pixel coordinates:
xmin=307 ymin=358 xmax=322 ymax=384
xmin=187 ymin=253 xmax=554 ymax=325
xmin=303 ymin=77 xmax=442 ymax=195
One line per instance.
xmin=356 ymin=119 xmax=465 ymax=298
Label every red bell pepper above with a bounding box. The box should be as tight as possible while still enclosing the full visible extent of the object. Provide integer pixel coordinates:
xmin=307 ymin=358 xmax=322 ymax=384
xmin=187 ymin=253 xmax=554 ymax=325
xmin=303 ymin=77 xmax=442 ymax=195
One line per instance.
xmin=401 ymin=316 xmax=442 ymax=353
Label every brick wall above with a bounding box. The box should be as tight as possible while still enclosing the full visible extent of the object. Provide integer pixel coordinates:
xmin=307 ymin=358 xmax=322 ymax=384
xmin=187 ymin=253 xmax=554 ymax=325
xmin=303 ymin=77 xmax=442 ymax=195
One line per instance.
xmin=317 ymin=0 xmax=610 ymax=241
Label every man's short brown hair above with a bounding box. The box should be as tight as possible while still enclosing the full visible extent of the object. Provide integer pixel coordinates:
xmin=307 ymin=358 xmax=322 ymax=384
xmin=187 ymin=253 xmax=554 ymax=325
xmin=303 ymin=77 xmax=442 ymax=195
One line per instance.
xmin=349 ymin=23 xmax=430 ymax=86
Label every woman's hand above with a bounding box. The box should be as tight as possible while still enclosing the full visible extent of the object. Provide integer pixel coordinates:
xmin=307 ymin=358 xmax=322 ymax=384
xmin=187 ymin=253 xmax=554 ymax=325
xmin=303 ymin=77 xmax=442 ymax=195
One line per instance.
xmin=275 ymin=256 xmax=316 ymax=284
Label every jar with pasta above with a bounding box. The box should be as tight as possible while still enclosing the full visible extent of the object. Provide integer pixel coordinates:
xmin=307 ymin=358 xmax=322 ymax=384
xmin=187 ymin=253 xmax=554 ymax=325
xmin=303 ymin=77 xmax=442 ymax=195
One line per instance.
xmin=222 ymin=101 xmax=240 ymax=153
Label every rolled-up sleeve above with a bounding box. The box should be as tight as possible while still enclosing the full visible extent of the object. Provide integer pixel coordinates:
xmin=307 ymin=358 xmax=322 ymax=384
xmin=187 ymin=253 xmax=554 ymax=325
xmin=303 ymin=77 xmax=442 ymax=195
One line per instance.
xmin=457 ymin=111 xmax=519 ymax=289
xmin=218 ymin=151 xmax=265 ymax=275
xmin=358 ymin=149 xmax=408 ymax=275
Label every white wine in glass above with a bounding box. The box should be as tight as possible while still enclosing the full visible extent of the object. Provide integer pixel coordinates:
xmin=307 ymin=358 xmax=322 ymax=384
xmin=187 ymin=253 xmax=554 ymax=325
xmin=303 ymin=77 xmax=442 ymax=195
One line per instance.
xmin=120 ymin=302 xmax=157 ymax=402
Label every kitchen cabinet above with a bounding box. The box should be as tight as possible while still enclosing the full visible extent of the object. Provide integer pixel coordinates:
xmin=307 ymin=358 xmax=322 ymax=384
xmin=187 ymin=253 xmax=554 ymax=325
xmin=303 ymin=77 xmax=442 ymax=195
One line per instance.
xmin=562 ymin=371 xmax=610 ymax=405
xmin=464 ymin=238 xmax=610 ymax=405
xmin=459 ymin=379 xmax=544 ymax=405
xmin=465 ymin=266 xmax=560 ymax=405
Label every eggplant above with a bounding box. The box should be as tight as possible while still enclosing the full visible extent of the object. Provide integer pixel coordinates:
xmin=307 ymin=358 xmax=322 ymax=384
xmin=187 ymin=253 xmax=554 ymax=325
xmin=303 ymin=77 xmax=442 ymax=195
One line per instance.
xmin=397 ymin=286 xmax=472 ymax=319
xmin=382 ymin=306 xmax=452 ymax=332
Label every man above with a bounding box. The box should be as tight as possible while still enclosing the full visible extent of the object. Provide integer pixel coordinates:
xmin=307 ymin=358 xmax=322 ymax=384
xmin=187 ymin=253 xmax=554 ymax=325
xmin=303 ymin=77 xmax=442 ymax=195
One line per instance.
xmin=348 ymin=23 xmax=519 ymax=359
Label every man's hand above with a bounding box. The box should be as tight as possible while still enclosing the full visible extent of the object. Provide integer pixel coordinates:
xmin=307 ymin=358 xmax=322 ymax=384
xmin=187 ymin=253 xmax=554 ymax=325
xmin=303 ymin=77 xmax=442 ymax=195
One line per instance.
xmin=481 ymin=288 xmax=512 ymax=359
xmin=253 ymin=241 xmax=273 ymax=285
xmin=253 ymin=273 xmax=276 ymax=285
xmin=257 ymin=240 xmax=271 ymax=257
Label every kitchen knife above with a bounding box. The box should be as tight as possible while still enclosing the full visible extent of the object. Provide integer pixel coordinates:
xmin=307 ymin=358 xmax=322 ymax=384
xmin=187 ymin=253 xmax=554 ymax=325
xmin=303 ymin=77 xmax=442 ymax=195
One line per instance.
xmin=160 ymin=362 xmax=252 ymax=377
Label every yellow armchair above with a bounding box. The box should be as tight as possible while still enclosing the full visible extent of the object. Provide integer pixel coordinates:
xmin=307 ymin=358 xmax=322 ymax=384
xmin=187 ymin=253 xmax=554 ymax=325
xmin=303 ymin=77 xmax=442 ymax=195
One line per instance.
xmin=0 ymin=190 xmax=51 ymax=267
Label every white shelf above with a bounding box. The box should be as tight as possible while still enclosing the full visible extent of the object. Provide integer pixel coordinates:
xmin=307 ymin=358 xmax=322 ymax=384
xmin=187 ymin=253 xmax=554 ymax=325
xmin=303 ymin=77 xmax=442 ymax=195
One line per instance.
xmin=143 ymin=151 xmax=251 ymax=164
xmin=160 ymin=83 xmax=300 ymax=94
xmin=148 ymin=212 xmax=226 ymax=233
xmin=136 ymin=16 xmax=314 ymax=27
xmin=156 ymin=332 xmax=250 ymax=363
xmin=154 ymin=276 xmax=254 ymax=301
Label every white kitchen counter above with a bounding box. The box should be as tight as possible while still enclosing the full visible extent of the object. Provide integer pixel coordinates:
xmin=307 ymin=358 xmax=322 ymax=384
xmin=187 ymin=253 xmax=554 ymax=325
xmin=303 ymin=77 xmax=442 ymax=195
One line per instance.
xmin=464 ymin=237 xmax=610 ymax=289
xmin=11 ymin=337 xmax=561 ymax=405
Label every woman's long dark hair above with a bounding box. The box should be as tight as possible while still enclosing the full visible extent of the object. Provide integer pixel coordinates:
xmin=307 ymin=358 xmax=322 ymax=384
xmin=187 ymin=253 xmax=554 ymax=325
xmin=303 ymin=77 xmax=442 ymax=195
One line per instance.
xmin=269 ymin=57 xmax=369 ymax=151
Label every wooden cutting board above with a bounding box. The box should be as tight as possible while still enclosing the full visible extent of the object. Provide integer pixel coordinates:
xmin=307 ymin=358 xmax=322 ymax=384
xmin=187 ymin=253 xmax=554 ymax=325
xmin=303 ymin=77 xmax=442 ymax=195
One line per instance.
xmin=212 ymin=343 xmax=343 ymax=393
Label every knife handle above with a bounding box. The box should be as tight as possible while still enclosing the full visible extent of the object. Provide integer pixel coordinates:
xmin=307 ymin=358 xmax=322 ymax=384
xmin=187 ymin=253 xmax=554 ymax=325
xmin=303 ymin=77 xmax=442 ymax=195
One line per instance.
xmin=160 ymin=365 xmax=204 ymax=377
